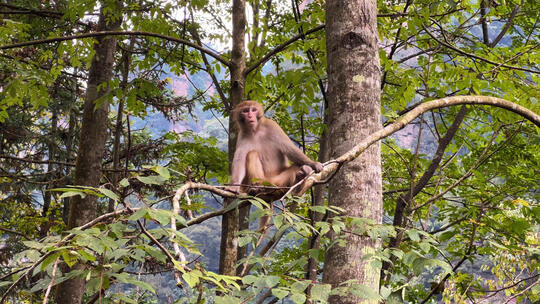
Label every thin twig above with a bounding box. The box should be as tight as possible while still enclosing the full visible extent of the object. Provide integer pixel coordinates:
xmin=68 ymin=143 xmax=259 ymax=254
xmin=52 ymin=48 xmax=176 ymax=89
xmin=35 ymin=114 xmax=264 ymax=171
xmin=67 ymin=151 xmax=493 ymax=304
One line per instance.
xmin=0 ymin=31 xmax=230 ymax=67
xmin=423 ymin=25 xmax=539 ymax=74
xmin=245 ymin=24 xmax=325 ymax=75
xmin=42 ymin=257 xmax=59 ymax=304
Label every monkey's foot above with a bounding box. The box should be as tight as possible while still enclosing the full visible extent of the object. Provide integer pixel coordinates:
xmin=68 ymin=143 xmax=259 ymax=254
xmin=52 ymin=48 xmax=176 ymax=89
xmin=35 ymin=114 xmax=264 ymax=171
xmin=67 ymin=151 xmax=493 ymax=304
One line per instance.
xmin=296 ymin=165 xmax=313 ymax=180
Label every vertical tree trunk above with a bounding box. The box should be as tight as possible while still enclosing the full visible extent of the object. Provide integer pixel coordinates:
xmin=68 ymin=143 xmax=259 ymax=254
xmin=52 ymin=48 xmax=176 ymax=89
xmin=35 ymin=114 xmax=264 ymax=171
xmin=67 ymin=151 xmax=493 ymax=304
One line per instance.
xmin=62 ymin=109 xmax=77 ymax=224
xmin=55 ymin=3 xmax=122 ymax=303
xmin=41 ymin=98 xmax=58 ymax=238
xmin=219 ymin=0 xmax=246 ymax=276
xmin=306 ymin=111 xmax=329 ymax=282
xmin=322 ymin=1 xmax=382 ymax=303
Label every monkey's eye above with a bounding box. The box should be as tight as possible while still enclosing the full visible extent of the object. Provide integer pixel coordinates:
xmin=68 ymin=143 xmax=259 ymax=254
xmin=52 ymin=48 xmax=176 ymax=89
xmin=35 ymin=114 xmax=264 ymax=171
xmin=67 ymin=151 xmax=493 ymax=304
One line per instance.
xmin=241 ymin=108 xmax=250 ymax=113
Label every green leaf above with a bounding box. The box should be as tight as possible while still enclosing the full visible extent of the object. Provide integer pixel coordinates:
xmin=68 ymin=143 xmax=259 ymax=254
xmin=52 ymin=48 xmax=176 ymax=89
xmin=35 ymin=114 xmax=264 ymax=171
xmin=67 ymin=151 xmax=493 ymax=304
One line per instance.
xmin=238 ymin=235 xmax=253 ymax=247
xmin=439 ymin=230 xmax=457 ymax=242
xmin=128 ymin=208 xmax=148 ymax=221
xmin=350 ymin=284 xmax=382 ymax=301
xmin=531 ymin=283 xmax=540 ymax=296
xmin=41 ymin=252 xmax=61 ymax=270
xmin=154 ymin=165 xmax=171 ymax=179
xmin=310 ymin=283 xmax=331 ymax=301
xmin=98 ymin=188 xmax=120 ymax=202
xmin=310 ymin=205 xmax=327 ymax=214
xmin=61 ymin=251 xmax=78 ymax=268
xmin=183 ymin=270 xmax=202 ymax=287
xmin=370 ymin=259 xmax=383 ymax=271
xmin=380 ymin=286 xmax=391 ymax=299
xmin=272 ymin=288 xmax=289 ymax=299
xmin=119 ymin=178 xmax=129 ymax=187
xmin=115 ymin=274 xmax=156 ymax=294
xmin=291 ymin=293 xmax=306 ymax=304
xmin=419 ymin=241 xmax=431 ymax=253
xmin=406 ymin=229 xmax=420 ymax=242
xmin=147 ymin=209 xmax=171 ymax=226
xmin=99 ymin=235 xmax=118 ymax=250
xmin=214 ymin=296 xmax=241 ymax=304
xmin=412 ymin=257 xmax=452 ymax=276
xmin=110 ymin=293 xmax=137 ymax=304
xmin=136 ymin=175 xmax=166 ymax=185
xmin=274 ymin=214 xmax=284 ymax=229
xmin=265 ymin=275 xmax=280 ymax=288
xmin=0 ymin=281 xmax=12 ymax=288
xmin=58 ymin=191 xmax=86 ymax=200
xmin=23 ymin=241 xmax=44 ymax=250
xmin=242 ymin=275 xmax=257 ymax=285
xmin=77 ymin=249 xmax=96 ymax=262
xmin=292 ymin=280 xmax=310 ymax=292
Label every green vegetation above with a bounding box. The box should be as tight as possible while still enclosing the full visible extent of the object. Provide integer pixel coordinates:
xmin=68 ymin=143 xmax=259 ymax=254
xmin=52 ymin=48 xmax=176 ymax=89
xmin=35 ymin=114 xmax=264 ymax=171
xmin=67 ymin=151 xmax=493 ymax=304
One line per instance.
xmin=0 ymin=0 xmax=537 ymax=303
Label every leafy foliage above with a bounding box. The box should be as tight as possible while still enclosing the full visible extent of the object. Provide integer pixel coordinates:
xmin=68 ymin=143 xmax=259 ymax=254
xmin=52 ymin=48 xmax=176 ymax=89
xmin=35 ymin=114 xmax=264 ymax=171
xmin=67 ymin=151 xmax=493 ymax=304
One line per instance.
xmin=0 ymin=0 xmax=537 ymax=303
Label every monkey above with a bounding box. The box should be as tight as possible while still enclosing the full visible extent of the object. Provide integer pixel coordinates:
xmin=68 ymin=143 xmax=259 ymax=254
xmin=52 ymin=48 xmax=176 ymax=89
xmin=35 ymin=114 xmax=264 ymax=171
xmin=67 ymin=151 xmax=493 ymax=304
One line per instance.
xmin=228 ymin=100 xmax=323 ymax=229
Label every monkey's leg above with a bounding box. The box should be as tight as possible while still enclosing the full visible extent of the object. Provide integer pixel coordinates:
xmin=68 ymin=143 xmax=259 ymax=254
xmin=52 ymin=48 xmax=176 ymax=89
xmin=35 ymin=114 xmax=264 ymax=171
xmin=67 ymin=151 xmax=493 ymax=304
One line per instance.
xmin=295 ymin=165 xmax=313 ymax=182
xmin=245 ymin=150 xmax=278 ymax=233
xmin=245 ymin=150 xmax=265 ymax=189
xmin=268 ymin=166 xmax=300 ymax=187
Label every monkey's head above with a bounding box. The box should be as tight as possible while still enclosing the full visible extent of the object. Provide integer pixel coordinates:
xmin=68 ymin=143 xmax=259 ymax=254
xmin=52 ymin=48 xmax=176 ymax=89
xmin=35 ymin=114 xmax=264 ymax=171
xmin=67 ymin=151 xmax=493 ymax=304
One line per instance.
xmin=233 ymin=100 xmax=264 ymax=132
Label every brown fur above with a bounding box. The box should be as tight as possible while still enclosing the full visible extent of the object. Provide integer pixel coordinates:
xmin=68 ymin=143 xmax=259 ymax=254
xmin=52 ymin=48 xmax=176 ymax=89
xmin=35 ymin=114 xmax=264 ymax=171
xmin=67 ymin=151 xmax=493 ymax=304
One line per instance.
xmin=229 ymin=100 xmax=323 ymax=229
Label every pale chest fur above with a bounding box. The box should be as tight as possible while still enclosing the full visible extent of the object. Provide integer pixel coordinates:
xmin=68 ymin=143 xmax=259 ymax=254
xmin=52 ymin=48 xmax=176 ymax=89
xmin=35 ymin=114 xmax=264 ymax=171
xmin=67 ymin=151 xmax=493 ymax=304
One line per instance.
xmin=238 ymin=127 xmax=289 ymax=173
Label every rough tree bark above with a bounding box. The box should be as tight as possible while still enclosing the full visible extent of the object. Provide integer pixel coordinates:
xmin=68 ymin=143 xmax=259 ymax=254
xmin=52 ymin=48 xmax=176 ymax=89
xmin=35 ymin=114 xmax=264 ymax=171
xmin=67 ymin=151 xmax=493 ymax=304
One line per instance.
xmin=55 ymin=3 xmax=122 ymax=303
xmin=322 ymin=0 xmax=383 ymax=303
xmin=219 ymin=0 xmax=247 ymax=276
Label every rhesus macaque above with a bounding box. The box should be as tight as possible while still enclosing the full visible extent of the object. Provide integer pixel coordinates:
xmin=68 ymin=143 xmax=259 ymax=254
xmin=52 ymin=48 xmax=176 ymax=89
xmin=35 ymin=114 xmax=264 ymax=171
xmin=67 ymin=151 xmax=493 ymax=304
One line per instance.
xmin=229 ymin=100 xmax=323 ymax=204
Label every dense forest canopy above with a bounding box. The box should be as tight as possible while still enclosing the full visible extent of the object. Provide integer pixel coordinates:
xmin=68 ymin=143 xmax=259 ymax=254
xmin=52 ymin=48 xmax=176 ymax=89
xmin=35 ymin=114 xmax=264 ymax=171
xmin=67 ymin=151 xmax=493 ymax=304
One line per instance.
xmin=0 ymin=0 xmax=538 ymax=303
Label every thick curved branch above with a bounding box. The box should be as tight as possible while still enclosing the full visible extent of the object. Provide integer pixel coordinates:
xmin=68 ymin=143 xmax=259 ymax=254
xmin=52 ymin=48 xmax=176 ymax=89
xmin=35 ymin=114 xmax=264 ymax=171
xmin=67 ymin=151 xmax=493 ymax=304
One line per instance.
xmin=0 ymin=31 xmax=231 ymax=67
xmin=293 ymin=95 xmax=540 ymax=194
xmin=168 ymin=96 xmax=539 ymax=220
xmin=244 ymin=24 xmax=325 ymax=75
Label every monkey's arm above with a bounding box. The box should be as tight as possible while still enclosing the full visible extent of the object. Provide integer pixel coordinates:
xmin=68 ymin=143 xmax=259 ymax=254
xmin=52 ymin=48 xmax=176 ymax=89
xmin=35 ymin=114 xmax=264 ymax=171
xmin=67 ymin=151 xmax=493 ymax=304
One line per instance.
xmin=268 ymin=121 xmax=323 ymax=172
xmin=285 ymin=145 xmax=324 ymax=172
xmin=229 ymin=148 xmax=247 ymax=192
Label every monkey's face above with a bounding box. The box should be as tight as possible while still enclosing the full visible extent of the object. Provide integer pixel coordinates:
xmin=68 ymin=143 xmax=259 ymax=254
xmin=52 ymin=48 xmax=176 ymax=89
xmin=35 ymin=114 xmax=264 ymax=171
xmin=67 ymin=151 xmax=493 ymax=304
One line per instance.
xmin=240 ymin=106 xmax=259 ymax=129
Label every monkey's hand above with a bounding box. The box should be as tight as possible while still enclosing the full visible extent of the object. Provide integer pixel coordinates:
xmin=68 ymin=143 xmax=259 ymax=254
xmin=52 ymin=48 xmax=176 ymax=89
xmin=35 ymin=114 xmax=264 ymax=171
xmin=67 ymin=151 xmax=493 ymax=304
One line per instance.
xmin=311 ymin=162 xmax=324 ymax=173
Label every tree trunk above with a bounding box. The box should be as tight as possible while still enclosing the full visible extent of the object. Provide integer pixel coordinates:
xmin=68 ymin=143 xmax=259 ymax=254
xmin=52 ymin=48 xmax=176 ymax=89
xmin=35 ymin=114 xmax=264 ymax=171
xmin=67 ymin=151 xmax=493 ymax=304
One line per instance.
xmin=306 ymin=107 xmax=329 ymax=282
xmin=55 ymin=3 xmax=122 ymax=303
xmin=322 ymin=1 xmax=382 ymax=303
xmin=219 ymin=0 xmax=246 ymax=276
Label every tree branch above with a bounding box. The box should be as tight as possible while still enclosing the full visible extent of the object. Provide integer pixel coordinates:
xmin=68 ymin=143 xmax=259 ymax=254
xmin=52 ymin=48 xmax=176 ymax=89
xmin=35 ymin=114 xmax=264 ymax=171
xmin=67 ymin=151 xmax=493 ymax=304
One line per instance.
xmin=382 ymin=106 xmax=468 ymax=280
xmin=189 ymin=27 xmax=230 ymax=111
xmin=292 ymin=96 xmax=539 ymax=196
xmin=0 ymin=227 xmax=31 ymax=240
xmin=411 ymin=122 xmax=516 ymax=212
xmin=0 ymin=31 xmax=231 ymax=67
xmin=423 ymin=25 xmax=539 ymax=74
xmin=480 ymin=0 xmax=490 ymax=45
xmin=489 ymin=5 xmax=520 ymax=48
xmin=244 ymin=24 xmax=325 ymax=75
xmin=420 ymin=209 xmax=483 ymax=304
xmin=0 ymin=155 xmax=74 ymax=167
xmin=0 ymin=3 xmax=63 ymax=17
